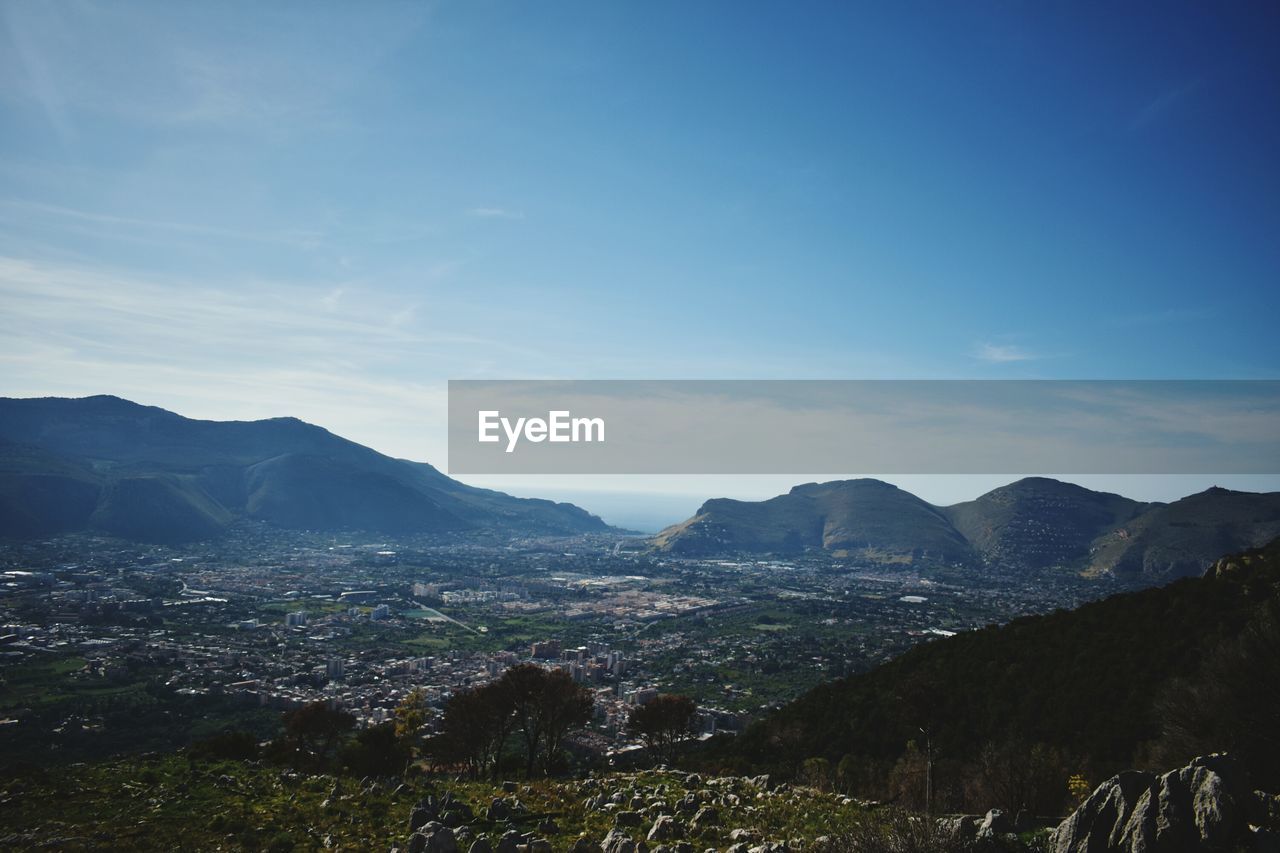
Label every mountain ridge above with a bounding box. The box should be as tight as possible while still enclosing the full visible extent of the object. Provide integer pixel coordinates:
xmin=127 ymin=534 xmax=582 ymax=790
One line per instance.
xmin=0 ymin=395 xmax=610 ymax=543
xmin=655 ymin=476 xmax=1280 ymax=581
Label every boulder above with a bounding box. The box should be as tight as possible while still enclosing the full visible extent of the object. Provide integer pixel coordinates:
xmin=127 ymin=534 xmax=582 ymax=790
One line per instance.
xmin=1051 ymin=754 xmax=1267 ymax=853
xmin=602 ymin=828 xmax=647 ymax=853
xmin=496 ymin=830 xmax=522 ymax=853
xmin=615 ymin=811 xmax=644 ymax=828
xmin=977 ymin=809 xmax=1014 ymax=839
xmin=412 ymin=823 xmax=458 ymax=853
xmin=468 ymin=839 xmax=491 ymax=853
xmin=648 ymin=815 xmax=682 ymax=842
xmin=691 ymin=807 xmax=719 ymax=830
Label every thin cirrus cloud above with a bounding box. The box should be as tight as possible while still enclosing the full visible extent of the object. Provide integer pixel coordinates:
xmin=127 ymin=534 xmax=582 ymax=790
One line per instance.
xmin=973 ymin=342 xmax=1038 ymax=363
xmin=467 ymin=207 xmax=525 ymax=220
xmin=0 ymin=254 xmax=552 ymax=461
xmin=1128 ymin=78 xmax=1205 ymax=133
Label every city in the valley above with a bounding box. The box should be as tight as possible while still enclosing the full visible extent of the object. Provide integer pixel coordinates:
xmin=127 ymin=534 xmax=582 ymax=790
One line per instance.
xmin=0 ymin=524 xmax=1119 ymax=768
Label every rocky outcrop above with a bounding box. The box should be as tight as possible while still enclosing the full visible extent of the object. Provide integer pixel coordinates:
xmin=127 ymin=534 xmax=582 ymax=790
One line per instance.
xmin=1051 ymin=755 xmax=1274 ymax=852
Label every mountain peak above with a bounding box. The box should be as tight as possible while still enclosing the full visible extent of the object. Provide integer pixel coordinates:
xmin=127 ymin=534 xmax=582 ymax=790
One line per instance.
xmin=0 ymin=395 xmax=610 ymax=543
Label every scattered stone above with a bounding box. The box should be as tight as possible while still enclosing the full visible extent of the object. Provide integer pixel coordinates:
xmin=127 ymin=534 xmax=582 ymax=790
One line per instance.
xmin=647 ymin=815 xmax=681 ymax=842
xmin=570 ymin=836 xmax=601 ymax=853
xmin=602 ymin=828 xmax=645 ymax=853
xmin=496 ymin=831 xmax=522 ymax=853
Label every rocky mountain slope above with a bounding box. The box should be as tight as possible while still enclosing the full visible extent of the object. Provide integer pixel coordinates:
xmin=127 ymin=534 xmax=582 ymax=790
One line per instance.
xmin=655 ymin=477 xmax=1280 ymax=581
xmin=0 ymin=395 xmax=609 ymax=543
xmin=653 ymin=479 xmax=974 ymax=565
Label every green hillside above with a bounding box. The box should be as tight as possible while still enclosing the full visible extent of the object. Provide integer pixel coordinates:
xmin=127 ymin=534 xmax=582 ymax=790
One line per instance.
xmin=703 ymin=538 xmax=1280 ymax=811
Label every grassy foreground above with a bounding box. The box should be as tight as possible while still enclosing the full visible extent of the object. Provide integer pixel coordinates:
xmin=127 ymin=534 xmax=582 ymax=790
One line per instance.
xmin=0 ymin=754 xmax=1041 ymax=852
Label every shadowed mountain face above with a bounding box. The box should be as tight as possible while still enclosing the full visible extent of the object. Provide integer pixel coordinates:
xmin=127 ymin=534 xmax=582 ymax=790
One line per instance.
xmin=655 ymin=476 xmax=1280 ymax=581
xmin=944 ymin=477 xmax=1153 ymax=570
xmin=653 ymin=479 xmax=976 ymax=564
xmin=0 ymin=395 xmax=609 ymax=544
xmin=711 ymin=537 xmax=1280 ymax=790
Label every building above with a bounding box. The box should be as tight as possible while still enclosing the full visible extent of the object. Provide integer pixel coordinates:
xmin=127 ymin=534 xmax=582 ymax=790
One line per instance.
xmin=285 ymin=611 xmax=307 ymax=627
xmin=531 ymin=639 xmax=561 ymax=659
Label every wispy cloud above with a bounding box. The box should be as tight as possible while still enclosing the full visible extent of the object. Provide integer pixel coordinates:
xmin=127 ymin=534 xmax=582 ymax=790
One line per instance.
xmin=0 ymin=255 xmax=547 ymax=462
xmin=0 ymin=198 xmax=325 ymax=249
xmin=1128 ymin=78 xmax=1204 ymax=133
xmin=467 ymin=207 xmax=525 ymax=220
xmin=973 ymin=342 xmax=1037 ymax=363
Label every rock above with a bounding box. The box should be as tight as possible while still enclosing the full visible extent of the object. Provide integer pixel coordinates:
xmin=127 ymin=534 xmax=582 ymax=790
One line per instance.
xmin=496 ymin=831 xmax=522 ymax=853
xmin=410 ymin=807 xmax=433 ymax=832
xmin=1051 ymin=754 xmax=1265 ymax=853
xmin=728 ymin=829 xmax=760 ymax=844
xmin=939 ymin=815 xmax=980 ymax=841
xmin=691 ymin=807 xmax=719 ymax=830
xmin=529 ymin=840 xmax=552 ymax=853
xmin=602 ymin=828 xmax=645 ymax=853
xmin=469 ymin=840 xmax=492 ymax=853
xmin=502 ymin=781 xmax=518 ymax=794
xmin=615 ymin=811 xmax=643 ymax=828
xmin=748 ymin=844 xmax=787 ymax=853
xmin=977 ymin=809 xmax=1013 ymax=839
xmin=413 ymin=823 xmax=458 ymax=853
xmin=570 ymin=837 xmax=601 ymax=853
xmin=647 ymin=815 xmax=681 ymax=842
xmin=408 ymin=834 xmax=428 ymax=853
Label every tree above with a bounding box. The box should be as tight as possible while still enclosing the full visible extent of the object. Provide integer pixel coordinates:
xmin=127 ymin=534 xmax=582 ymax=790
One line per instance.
xmin=280 ymin=702 xmax=355 ymax=770
xmin=1153 ymin=598 xmax=1280 ymax=789
xmin=342 ymin=722 xmax=411 ymax=777
xmin=394 ymin=688 xmax=432 ymax=760
xmin=501 ymin=664 xmax=551 ymax=778
xmin=538 ymin=669 xmax=594 ymax=774
xmin=628 ymin=694 xmax=698 ymax=765
xmin=430 ymin=681 xmax=514 ymax=780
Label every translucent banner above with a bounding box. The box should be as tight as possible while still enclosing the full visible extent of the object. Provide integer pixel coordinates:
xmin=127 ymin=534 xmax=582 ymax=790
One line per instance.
xmin=447 ymin=380 xmax=1280 ymax=475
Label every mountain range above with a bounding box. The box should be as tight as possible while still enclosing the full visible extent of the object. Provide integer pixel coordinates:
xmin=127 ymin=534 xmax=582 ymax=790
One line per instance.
xmin=654 ymin=477 xmax=1280 ymax=581
xmin=0 ymin=395 xmax=609 ymax=543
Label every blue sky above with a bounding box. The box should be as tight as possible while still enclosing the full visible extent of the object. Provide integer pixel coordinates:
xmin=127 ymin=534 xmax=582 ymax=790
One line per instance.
xmin=2 ymin=2 xmax=1278 ymax=525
